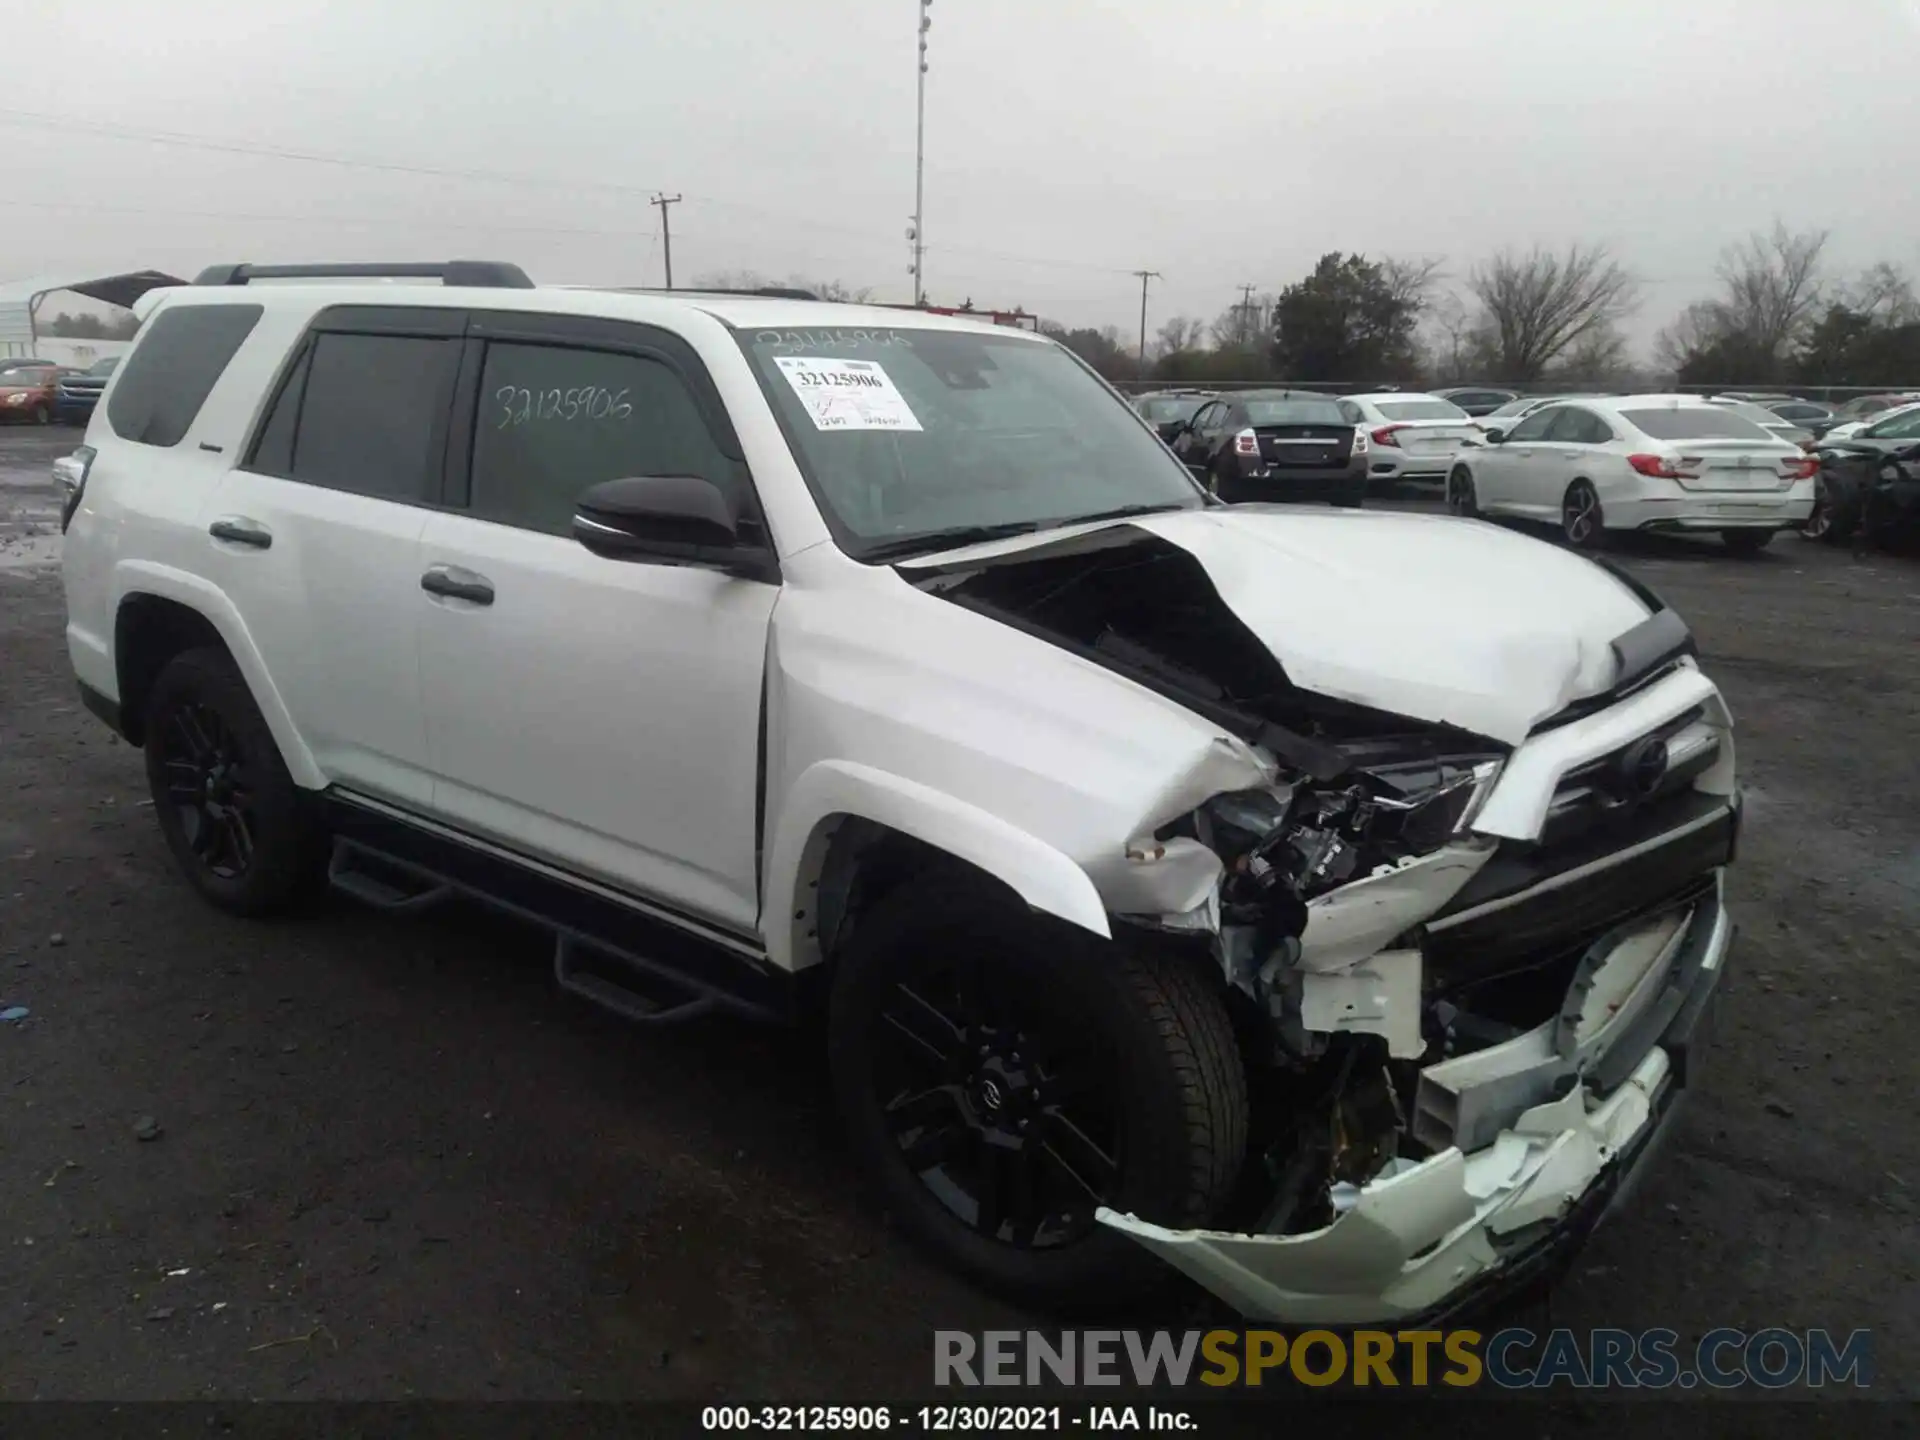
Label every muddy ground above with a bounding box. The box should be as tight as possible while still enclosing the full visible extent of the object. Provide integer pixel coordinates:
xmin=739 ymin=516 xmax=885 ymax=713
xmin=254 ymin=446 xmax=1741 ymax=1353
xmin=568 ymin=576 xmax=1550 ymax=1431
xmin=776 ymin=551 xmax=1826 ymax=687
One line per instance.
xmin=2 ymin=427 xmax=1916 ymax=1405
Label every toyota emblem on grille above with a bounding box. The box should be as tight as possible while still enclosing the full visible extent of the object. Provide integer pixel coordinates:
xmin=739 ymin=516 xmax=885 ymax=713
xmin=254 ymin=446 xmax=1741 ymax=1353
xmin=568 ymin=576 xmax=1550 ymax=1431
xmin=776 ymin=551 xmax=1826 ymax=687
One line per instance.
xmin=1615 ymin=736 xmax=1669 ymax=800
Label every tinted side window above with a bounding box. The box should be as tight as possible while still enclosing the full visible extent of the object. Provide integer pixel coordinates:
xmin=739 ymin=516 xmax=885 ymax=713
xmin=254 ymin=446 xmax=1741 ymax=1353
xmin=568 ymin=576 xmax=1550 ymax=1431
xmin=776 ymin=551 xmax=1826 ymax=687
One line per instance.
xmin=1508 ymin=407 xmax=1561 ymax=442
xmin=466 ymin=342 xmax=739 ymax=537
xmin=246 ymin=346 xmax=312 ymax=477
xmin=288 ymin=333 xmax=460 ymax=503
xmin=106 ymin=304 xmax=262 ymax=447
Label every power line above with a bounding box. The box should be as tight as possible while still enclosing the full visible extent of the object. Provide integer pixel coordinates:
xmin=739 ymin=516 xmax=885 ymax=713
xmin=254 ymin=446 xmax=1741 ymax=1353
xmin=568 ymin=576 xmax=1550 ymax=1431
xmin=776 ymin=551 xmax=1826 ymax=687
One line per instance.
xmin=650 ymin=193 xmax=682 ymax=289
xmin=0 ymin=104 xmax=1138 ymax=283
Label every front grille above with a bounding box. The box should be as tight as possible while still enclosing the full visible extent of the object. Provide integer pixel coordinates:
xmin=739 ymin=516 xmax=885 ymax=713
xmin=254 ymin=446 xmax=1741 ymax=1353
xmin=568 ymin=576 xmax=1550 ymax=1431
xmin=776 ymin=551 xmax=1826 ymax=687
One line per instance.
xmin=1423 ymin=789 xmax=1735 ymax=985
xmin=1535 ymin=707 xmax=1717 ymax=851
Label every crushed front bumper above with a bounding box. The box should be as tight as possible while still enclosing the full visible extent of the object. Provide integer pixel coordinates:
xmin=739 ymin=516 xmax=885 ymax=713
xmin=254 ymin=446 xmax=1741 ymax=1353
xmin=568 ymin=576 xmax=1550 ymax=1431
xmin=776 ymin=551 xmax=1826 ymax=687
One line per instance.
xmin=1097 ymin=875 xmax=1731 ymax=1326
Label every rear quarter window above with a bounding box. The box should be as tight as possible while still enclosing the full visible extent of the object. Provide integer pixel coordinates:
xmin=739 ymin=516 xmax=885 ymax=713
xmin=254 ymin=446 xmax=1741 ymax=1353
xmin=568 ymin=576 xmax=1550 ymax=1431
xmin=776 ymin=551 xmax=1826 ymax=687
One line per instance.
xmin=1621 ymin=408 xmax=1773 ymax=441
xmin=107 ymin=304 xmax=263 ymax=447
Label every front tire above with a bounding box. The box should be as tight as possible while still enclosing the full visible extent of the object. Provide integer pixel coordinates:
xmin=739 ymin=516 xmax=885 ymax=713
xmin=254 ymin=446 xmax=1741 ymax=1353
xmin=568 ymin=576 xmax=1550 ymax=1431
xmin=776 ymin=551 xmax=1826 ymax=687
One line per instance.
xmin=142 ymin=648 xmax=324 ymax=916
xmin=1446 ymin=466 xmax=1480 ymax=518
xmin=31 ymin=403 xmax=50 ymax=426
xmin=828 ymin=874 xmax=1247 ymax=1310
xmin=1561 ymin=479 xmax=1606 ymax=550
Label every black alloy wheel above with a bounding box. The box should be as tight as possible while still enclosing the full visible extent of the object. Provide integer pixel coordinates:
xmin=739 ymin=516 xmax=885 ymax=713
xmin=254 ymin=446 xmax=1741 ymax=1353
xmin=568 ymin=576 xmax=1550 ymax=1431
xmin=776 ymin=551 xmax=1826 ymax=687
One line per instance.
xmin=829 ymin=875 xmax=1246 ymax=1309
xmin=142 ymin=648 xmax=324 ymax=915
xmin=155 ymin=700 xmax=257 ymax=879
xmin=872 ymin=955 xmax=1124 ymax=1253
xmin=1561 ymin=479 xmax=1605 ymax=549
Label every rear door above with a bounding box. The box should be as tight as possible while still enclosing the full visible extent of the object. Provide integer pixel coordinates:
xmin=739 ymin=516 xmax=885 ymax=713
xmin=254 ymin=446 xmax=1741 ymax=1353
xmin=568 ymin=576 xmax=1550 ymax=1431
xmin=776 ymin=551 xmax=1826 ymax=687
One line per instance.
xmin=205 ymin=306 xmax=462 ymax=808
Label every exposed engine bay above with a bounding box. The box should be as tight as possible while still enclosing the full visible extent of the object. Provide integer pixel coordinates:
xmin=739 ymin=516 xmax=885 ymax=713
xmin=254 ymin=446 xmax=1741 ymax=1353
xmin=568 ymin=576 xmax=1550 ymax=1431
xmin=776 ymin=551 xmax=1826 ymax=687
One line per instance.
xmin=915 ymin=526 xmax=1728 ymax=1246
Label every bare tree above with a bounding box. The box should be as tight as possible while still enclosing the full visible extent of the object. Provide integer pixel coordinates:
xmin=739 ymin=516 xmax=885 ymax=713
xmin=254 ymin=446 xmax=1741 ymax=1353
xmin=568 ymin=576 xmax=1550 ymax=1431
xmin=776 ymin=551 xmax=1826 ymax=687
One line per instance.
xmin=1466 ymin=243 xmax=1639 ymax=382
xmin=1209 ymin=293 xmax=1274 ymax=351
xmin=1381 ymin=256 xmax=1446 ymax=315
xmin=1836 ymin=261 xmax=1919 ymax=326
xmin=1653 ymin=300 xmax=1726 ymax=375
xmin=1152 ymin=316 xmax=1208 ymax=359
xmin=1712 ymin=224 xmax=1828 ymax=362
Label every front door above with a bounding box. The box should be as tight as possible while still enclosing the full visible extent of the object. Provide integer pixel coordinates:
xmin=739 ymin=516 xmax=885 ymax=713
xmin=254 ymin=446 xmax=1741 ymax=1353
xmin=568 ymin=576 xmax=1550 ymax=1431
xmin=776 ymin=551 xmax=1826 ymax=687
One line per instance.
xmin=415 ymin=317 xmax=778 ymax=939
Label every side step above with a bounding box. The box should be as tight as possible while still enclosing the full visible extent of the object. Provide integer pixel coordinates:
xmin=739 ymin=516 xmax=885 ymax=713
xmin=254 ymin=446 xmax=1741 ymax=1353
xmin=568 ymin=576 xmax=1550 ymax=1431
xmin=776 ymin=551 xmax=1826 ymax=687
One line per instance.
xmin=553 ymin=934 xmax=719 ymax=1026
xmin=329 ymin=839 xmax=456 ymax=913
xmin=327 ymin=835 xmax=770 ymax=1028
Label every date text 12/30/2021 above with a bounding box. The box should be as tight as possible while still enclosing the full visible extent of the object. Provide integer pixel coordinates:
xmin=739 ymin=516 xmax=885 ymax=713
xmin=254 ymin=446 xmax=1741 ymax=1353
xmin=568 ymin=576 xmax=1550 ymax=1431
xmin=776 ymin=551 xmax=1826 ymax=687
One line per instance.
xmin=701 ymin=1406 xmax=1196 ymax=1432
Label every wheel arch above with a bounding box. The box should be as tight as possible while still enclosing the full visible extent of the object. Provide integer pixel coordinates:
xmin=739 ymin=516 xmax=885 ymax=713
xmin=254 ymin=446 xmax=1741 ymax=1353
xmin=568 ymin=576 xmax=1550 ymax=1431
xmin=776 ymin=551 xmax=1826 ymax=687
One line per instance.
xmin=762 ymin=759 xmax=1112 ymax=974
xmin=110 ymin=565 xmax=322 ymax=789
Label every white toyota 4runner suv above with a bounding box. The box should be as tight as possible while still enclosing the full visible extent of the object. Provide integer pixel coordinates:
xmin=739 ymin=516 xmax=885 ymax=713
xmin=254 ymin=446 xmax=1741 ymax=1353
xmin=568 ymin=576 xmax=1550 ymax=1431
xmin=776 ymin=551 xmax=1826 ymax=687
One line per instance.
xmin=58 ymin=261 xmax=1738 ymax=1323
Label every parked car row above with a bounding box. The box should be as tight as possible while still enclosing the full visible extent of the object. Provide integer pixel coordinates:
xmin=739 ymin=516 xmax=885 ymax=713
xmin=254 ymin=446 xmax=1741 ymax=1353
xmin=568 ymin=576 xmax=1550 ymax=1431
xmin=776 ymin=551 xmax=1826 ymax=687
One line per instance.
xmin=0 ymin=356 xmax=121 ymax=426
xmin=1130 ymin=385 xmax=1821 ymax=555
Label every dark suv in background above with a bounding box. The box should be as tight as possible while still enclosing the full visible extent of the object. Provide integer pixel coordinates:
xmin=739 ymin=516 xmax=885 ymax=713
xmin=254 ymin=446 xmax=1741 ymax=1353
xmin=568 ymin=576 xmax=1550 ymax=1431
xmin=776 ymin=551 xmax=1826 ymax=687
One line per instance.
xmin=54 ymin=357 xmax=121 ymax=426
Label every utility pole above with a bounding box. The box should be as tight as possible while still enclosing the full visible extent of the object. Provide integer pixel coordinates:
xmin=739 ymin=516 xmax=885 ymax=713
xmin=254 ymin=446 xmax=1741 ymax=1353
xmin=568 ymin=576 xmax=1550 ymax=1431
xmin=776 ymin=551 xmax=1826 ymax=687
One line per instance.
xmin=1133 ymin=270 xmax=1161 ymax=363
xmin=1236 ymin=284 xmax=1257 ymax=347
xmin=650 ymin=193 xmax=682 ymax=289
xmin=909 ymin=0 xmax=932 ymax=305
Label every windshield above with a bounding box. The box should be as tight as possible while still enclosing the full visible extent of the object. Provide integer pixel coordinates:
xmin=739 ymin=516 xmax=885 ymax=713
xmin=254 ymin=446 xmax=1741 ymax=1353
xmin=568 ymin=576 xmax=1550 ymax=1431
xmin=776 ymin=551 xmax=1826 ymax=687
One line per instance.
xmin=740 ymin=325 xmax=1205 ymax=557
xmin=1484 ymin=397 xmax=1544 ymax=419
xmin=1375 ymin=398 xmax=1470 ymax=421
xmin=1136 ymin=394 xmax=1205 ymax=423
xmin=1243 ymin=397 xmax=1346 ymax=425
xmin=1623 ymin=408 xmax=1773 ymax=441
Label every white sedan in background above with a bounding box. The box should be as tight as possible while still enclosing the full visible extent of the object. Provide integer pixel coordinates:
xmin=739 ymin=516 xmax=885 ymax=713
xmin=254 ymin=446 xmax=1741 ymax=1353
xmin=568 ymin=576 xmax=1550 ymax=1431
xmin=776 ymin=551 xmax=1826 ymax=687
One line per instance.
xmin=1822 ymin=399 xmax=1920 ymax=444
xmin=1337 ymin=392 xmax=1481 ymax=487
xmin=1444 ymin=395 xmax=1816 ymax=555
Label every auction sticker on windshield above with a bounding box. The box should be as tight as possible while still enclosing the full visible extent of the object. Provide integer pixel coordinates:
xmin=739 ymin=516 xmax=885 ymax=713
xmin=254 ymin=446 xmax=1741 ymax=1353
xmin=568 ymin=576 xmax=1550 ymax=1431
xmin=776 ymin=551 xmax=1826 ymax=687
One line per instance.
xmin=773 ymin=356 xmax=923 ymax=432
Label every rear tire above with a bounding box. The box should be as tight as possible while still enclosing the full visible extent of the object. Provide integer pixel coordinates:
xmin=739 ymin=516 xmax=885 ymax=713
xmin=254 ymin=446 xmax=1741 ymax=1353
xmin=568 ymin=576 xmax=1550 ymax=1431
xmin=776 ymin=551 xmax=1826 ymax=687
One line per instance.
xmin=828 ymin=874 xmax=1247 ymax=1311
xmin=142 ymin=648 xmax=325 ymax=916
xmin=1721 ymin=528 xmax=1774 ymax=555
xmin=1560 ymin=479 xmax=1606 ymax=550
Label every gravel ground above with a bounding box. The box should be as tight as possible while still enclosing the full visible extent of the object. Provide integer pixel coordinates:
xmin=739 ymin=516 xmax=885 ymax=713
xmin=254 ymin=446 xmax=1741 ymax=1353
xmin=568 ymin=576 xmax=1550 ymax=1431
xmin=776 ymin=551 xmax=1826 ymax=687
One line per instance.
xmin=2 ymin=427 xmax=1917 ymax=1405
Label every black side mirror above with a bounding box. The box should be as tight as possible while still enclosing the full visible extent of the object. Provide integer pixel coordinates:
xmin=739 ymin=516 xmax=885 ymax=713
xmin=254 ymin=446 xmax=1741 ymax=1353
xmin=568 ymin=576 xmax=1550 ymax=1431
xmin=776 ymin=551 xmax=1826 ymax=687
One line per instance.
xmin=573 ymin=476 xmax=777 ymax=582
xmin=1480 ymin=427 xmax=1506 ymax=444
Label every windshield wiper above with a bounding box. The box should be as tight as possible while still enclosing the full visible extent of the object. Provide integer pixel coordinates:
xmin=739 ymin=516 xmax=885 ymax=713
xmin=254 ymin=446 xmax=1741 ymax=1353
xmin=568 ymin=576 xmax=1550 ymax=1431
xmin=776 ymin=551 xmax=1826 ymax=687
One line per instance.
xmin=858 ymin=520 xmax=1050 ymax=562
xmin=1046 ymin=501 xmax=1195 ymax=528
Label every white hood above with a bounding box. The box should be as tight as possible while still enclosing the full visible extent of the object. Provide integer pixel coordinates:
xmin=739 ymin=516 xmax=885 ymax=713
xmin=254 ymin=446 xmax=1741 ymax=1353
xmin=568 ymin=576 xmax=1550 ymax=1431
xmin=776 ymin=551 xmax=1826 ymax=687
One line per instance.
xmin=902 ymin=507 xmax=1654 ymax=744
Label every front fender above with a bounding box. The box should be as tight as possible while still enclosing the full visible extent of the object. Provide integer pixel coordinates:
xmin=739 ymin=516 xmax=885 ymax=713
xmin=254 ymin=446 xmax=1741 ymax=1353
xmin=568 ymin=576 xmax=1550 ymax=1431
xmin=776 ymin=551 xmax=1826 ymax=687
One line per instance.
xmin=111 ymin=560 xmax=324 ymax=791
xmin=762 ymin=758 xmax=1111 ymax=973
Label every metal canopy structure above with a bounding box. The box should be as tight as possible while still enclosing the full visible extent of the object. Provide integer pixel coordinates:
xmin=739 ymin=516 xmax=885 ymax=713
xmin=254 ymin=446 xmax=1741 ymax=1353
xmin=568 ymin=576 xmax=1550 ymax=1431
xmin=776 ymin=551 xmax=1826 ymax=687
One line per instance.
xmin=0 ymin=268 xmax=186 ymax=355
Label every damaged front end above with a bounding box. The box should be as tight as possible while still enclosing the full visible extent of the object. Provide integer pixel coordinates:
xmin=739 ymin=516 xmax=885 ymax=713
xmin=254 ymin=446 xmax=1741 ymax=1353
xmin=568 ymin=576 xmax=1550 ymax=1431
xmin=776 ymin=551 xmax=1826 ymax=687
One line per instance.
xmin=910 ymin=522 xmax=1737 ymax=1323
xmin=1098 ymin=692 xmax=1734 ymax=1323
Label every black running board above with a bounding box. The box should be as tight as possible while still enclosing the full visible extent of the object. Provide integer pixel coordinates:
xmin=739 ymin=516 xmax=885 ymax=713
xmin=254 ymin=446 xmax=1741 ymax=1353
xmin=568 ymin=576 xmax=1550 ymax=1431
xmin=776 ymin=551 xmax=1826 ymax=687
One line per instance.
xmin=326 ymin=832 xmax=785 ymax=1027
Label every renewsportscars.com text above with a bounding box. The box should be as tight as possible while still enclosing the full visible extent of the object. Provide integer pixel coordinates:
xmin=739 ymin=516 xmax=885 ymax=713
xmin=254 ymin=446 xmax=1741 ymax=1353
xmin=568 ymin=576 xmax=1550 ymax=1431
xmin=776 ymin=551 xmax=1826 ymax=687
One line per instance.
xmin=933 ymin=1328 xmax=1873 ymax=1390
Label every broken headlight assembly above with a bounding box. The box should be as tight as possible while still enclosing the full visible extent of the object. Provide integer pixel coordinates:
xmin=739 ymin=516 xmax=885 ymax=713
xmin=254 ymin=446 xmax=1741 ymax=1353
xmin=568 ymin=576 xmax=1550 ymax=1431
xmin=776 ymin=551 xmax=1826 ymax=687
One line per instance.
xmin=1173 ymin=740 xmax=1504 ymax=942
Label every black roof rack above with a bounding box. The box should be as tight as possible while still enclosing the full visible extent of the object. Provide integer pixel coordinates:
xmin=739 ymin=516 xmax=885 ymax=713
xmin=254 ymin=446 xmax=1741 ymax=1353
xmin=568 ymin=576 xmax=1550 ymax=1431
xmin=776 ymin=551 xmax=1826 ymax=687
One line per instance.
xmin=617 ymin=285 xmax=820 ymax=301
xmin=192 ymin=261 xmax=534 ymax=289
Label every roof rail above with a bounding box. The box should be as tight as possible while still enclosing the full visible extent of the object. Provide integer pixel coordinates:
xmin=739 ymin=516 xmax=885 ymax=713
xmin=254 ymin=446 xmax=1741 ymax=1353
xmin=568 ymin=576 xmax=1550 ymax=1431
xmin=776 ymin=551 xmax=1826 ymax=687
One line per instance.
xmin=616 ymin=285 xmax=821 ymax=301
xmin=192 ymin=261 xmax=535 ymax=289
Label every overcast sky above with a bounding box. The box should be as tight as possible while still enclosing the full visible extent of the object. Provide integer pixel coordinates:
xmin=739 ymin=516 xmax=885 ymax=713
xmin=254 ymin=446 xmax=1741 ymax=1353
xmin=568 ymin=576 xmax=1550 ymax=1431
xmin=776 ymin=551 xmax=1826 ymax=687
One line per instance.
xmin=4 ymin=0 xmax=1918 ymax=352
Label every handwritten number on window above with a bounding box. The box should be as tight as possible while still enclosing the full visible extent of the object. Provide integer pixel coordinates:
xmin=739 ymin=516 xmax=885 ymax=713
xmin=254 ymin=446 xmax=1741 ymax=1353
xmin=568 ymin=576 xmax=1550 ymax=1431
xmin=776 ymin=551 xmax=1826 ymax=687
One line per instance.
xmin=495 ymin=383 xmax=633 ymax=429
